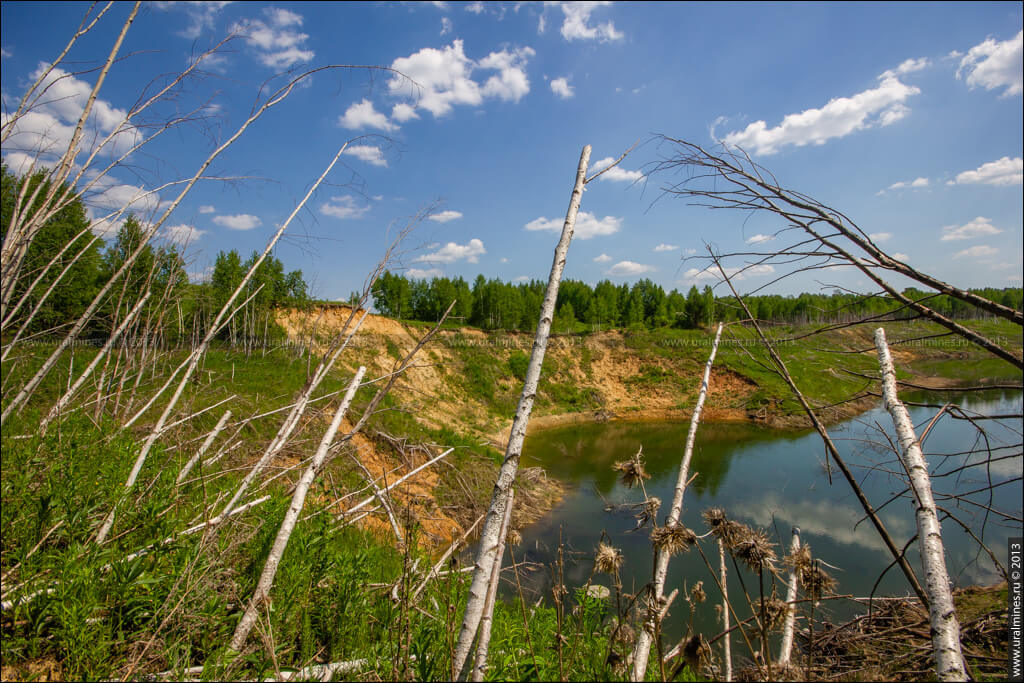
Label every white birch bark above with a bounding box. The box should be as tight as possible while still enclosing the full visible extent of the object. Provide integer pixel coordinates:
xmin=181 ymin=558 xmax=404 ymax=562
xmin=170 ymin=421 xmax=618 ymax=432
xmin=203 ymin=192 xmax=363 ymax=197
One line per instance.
xmin=176 ymin=409 xmax=232 ymax=485
xmin=451 ymin=144 xmax=591 ymax=679
xmin=39 ymin=291 xmax=149 ymax=431
xmin=720 ymin=538 xmax=732 ymax=682
xmin=229 ymin=366 xmax=366 ymax=652
xmin=470 ymin=488 xmax=515 ymax=682
xmin=777 ymin=526 xmax=801 ymax=668
xmin=630 ymin=322 xmax=723 ymax=681
xmin=875 ymin=327 xmax=967 ymax=682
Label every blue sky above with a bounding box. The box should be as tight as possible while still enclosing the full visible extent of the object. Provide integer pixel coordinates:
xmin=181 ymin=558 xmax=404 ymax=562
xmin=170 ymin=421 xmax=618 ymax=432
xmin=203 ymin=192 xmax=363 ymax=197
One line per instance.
xmin=2 ymin=1 xmax=1022 ymax=300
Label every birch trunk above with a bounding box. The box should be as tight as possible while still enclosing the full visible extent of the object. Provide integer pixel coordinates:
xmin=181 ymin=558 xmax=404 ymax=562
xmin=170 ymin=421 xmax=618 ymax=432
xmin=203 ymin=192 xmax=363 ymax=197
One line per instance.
xmin=874 ymin=328 xmax=966 ymax=681
xmin=229 ymin=366 xmax=366 ymax=652
xmin=777 ymin=527 xmax=801 ymax=668
xmin=40 ymin=291 xmax=149 ymax=431
xmin=720 ymin=538 xmax=732 ymax=682
xmin=630 ymin=322 xmax=723 ymax=681
xmin=451 ymin=144 xmax=591 ymax=679
xmin=176 ymin=409 xmax=232 ymax=485
xmin=470 ymin=489 xmax=515 ymax=682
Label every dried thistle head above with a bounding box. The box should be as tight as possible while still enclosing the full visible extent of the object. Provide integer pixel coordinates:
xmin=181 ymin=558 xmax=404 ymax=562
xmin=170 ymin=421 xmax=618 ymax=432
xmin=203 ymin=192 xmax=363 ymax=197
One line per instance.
xmin=757 ymin=596 xmax=790 ymax=631
xmin=507 ymin=528 xmax=522 ymax=546
xmin=801 ymin=563 xmax=837 ymax=599
xmin=613 ymin=450 xmax=650 ymax=489
xmin=650 ymin=523 xmax=697 ymax=556
xmin=595 ymin=542 xmax=624 ymax=574
xmin=702 ymin=507 xmax=746 ymax=550
xmin=690 ymin=580 xmax=706 ymax=604
xmin=733 ymin=527 xmax=777 ymax=572
xmin=785 ymin=542 xmax=813 ymax=575
xmin=682 ymin=633 xmax=711 ymax=672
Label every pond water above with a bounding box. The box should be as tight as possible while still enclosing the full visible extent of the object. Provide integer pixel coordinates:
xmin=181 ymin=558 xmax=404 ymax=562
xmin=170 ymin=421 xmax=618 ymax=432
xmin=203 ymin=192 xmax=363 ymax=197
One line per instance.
xmin=505 ymin=390 xmax=1022 ymax=642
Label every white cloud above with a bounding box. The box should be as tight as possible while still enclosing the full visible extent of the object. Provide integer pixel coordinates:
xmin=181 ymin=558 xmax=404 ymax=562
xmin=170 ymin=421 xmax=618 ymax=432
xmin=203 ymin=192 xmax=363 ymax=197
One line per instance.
xmin=338 ymin=99 xmax=396 ymax=132
xmin=1 ymin=47 xmax=11 ymax=59
xmin=391 ymin=103 xmax=420 ymax=122
xmin=513 ymin=275 xmax=530 ymax=283
xmin=161 ymin=223 xmax=205 ymax=245
xmin=440 ymin=16 xmax=453 ymax=36
xmin=869 ymin=232 xmax=892 ymax=243
xmin=388 ymin=40 xmax=533 ymax=117
xmin=342 ymin=144 xmax=388 ymax=167
xmin=156 ymin=1 xmax=232 ymax=40
xmin=320 ymin=195 xmax=371 ymax=220
xmin=429 ymin=210 xmax=463 ymax=223
xmin=230 ymin=7 xmax=314 ymax=69
xmin=556 ymin=1 xmax=623 ymax=43
xmin=892 ymin=252 xmax=909 ymax=261
xmin=606 ymin=260 xmax=655 ymax=276
xmin=720 ymin=71 xmax=920 ymax=155
xmin=198 ymin=204 xmax=216 ymax=214
xmin=407 ymin=267 xmax=444 ymax=279
xmin=550 ymin=77 xmax=574 ymax=99
xmin=940 ymin=217 xmax=1003 ymax=241
xmin=213 ymin=213 xmax=262 ymax=230
xmin=523 ymin=211 xmax=621 ymax=239
xmin=683 ymin=248 xmax=697 ymax=256
xmin=593 ymin=253 xmax=612 ymax=263
xmin=682 ymin=263 xmax=775 ymax=283
xmin=953 ymin=156 xmax=1023 ymax=186
xmin=413 ymin=239 xmax=485 ymax=264
xmin=415 ymin=238 xmax=486 ymax=263
xmin=953 ymin=244 xmax=998 ymax=259
xmin=499 ymin=257 xmax=510 ymax=264
xmin=653 ymin=244 xmax=679 ymax=252
xmin=745 ymin=234 xmax=774 ymax=244
xmin=1 ymin=64 xmax=140 ymax=164
xmin=878 ymin=57 xmax=931 ymax=80
xmin=589 ymin=156 xmax=643 ymax=182
xmin=465 ymin=2 xmax=485 ymax=13
xmin=957 ymin=30 xmax=1023 ymax=97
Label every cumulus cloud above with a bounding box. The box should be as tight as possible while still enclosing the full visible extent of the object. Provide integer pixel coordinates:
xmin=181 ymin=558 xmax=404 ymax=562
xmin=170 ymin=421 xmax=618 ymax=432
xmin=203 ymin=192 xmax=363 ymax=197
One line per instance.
xmin=653 ymin=244 xmax=679 ymax=252
xmin=440 ymin=16 xmax=453 ymax=36
xmin=745 ymin=234 xmax=774 ymax=244
xmin=198 ymin=205 xmax=216 ymax=214
xmin=230 ymin=7 xmax=314 ymax=69
xmin=465 ymin=2 xmax=485 ymax=13
xmin=338 ymin=99 xmax=396 ymax=131
xmin=589 ymin=157 xmax=643 ymax=182
xmin=720 ymin=68 xmax=921 ymax=155
xmin=523 ymin=211 xmax=621 ymax=239
xmin=892 ymin=252 xmax=909 ymax=261
xmin=155 ymin=1 xmax=232 ymax=40
xmin=415 ymin=238 xmax=486 ymax=263
xmin=606 ymin=260 xmax=655 ymax=276
xmin=407 ymin=267 xmax=444 ymax=279
xmin=878 ymin=57 xmax=931 ymax=80
xmin=320 ymin=195 xmax=371 ymax=220
xmin=957 ymin=30 xmax=1023 ymax=97
xmin=550 ymin=77 xmax=574 ymax=99
xmin=342 ymin=144 xmax=388 ymax=167
xmin=388 ymin=40 xmax=534 ymax=118
xmin=953 ymin=244 xmax=998 ymax=259
xmin=213 ymin=213 xmax=262 ymax=230
xmin=556 ymin=1 xmax=623 ymax=42
xmin=953 ymin=156 xmax=1023 ymax=186
xmin=161 ymin=223 xmax=206 ymax=245
xmin=1 ymin=64 xmax=140 ymax=165
xmin=429 ymin=210 xmax=463 ymax=223
xmin=940 ymin=217 xmax=1002 ymax=241
xmin=593 ymin=253 xmax=612 ymax=263
xmin=682 ymin=263 xmax=775 ymax=283
xmin=391 ymin=103 xmax=419 ymax=123
xmin=869 ymin=232 xmax=892 ymax=243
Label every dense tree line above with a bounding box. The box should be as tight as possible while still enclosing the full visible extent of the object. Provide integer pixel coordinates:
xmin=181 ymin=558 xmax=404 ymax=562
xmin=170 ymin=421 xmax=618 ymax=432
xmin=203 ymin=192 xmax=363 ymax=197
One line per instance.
xmin=373 ymin=270 xmax=1023 ymax=331
xmin=1 ymin=166 xmax=309 ymax=346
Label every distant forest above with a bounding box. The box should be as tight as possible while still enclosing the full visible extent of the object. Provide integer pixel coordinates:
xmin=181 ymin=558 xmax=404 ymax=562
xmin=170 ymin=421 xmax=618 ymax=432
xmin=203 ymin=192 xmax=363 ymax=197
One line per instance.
xmin=372 ymin=270 xmax=1024 ymax=332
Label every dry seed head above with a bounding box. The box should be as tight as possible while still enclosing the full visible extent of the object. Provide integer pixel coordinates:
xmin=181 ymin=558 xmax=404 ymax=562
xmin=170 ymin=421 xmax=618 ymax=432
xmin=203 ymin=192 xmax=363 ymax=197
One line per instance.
xmin=595 ymin=542 xmax=624 ymax=574
xmin=801 ymin=563 xmax=837 ymax=598
xmin=690 ymin=580 xmax=706 ymax=604
xmin=613 ymin=451 xmax=651 ymax=489
xmin=758 ymin=596 xmax=790 ymax=631
xmin=785 ymin=542 xmax=813 ymax=575
xmin=702 ymin=507 xmax=746 ymax=550
xmin=733 ymin=527 xmax=777 ymax=572
xmin=650 ymin=523 xmax=697 ymax=555
xmin=507 ymin=529 xmax=522 ymax=546
xmin=682 ymin=633 xmax=711 ymax=671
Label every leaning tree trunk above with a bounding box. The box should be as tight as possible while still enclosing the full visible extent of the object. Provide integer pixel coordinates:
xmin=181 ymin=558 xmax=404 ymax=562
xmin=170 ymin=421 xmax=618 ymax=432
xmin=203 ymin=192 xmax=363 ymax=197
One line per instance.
xmin=875 ymin=327 xmax=966 ymax=682
xmin=451 ymin=144 xmax=591 ymax=680
xmin=777 ymin=526 xmax=801 ymax=669
xmin=630 ymin=322 xmax=723 ymax=681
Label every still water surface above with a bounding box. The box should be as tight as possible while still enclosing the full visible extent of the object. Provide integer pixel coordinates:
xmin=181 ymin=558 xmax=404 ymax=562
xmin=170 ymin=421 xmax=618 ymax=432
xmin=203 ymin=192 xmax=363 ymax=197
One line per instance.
xmin=507 ymin=391 xmax=1022 ymax=640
